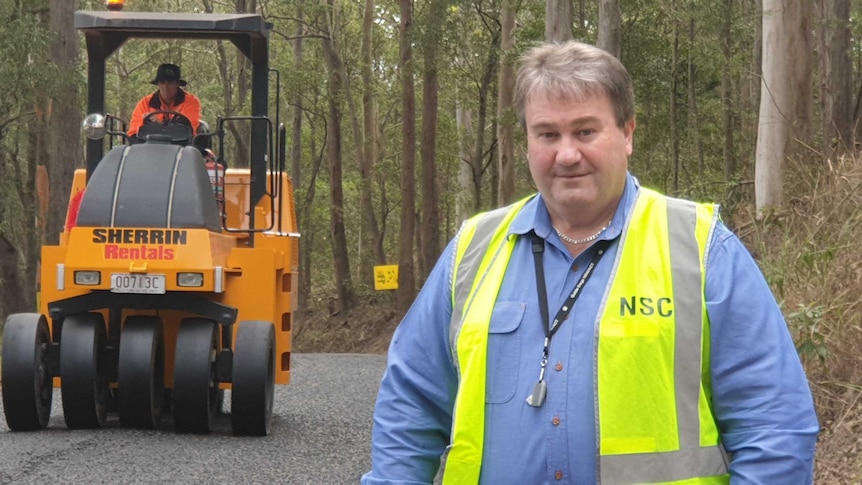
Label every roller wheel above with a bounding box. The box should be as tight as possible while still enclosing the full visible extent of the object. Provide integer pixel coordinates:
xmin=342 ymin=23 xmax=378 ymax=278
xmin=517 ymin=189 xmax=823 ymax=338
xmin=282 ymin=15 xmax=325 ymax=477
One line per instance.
xmin=1 ymin=313 xmax=53 ymax=431
xmin=173 ymin=318 xmax=219 ymax=433
xmin=60 ymin=313 xmax=109 ymax=429
xmin=231 ymin=320 xmax=276 ymax=436
xmin=118 ymin=316 xmax=165 ymax=429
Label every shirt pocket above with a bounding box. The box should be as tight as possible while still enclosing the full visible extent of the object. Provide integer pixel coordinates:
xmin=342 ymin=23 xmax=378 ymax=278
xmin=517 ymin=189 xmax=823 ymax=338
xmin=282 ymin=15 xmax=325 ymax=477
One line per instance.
xmin=485 ymin=301 xmax=524 ymax=404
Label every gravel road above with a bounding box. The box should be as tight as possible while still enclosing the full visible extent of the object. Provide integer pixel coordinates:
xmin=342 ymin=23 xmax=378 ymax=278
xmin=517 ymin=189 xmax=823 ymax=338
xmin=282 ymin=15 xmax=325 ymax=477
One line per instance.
xmin=0 ymin=353 xmax=387 ymax=484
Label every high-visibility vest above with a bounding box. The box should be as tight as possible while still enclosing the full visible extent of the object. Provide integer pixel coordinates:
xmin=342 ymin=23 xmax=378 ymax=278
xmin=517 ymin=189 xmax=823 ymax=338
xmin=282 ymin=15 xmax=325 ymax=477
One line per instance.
xmin=444 ymin=188 xmax=730 ymax=484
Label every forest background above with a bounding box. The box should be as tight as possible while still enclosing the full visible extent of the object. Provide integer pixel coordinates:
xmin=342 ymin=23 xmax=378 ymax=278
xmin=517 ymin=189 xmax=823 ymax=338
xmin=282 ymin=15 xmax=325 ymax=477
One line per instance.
xmin=0 ymin=0 xmax=860 ymax=481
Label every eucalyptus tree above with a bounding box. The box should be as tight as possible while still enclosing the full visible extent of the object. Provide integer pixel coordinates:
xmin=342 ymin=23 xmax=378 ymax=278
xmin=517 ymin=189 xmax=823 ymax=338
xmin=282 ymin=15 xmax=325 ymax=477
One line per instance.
xmin=396 ymin=0 xmax=418 ymax=313
xmin=755 ymin=0 xmax=813 ymax=212
xmin=320 ymin=0 xmax=359 ymax=312
xmin=47 ymin=0 xmax=82 ymax=249
xmin=817 ymin=0 xmax=852 ymax=159
xmin=597 ymin=0 xmax=621 ymax=57
xmin=545 ymin=0 xmax=572 ymax=42
xmin=417 ymin=0 xmax=448 ymax=280
xmin=496 ymin=0 xmax=516 ymax=205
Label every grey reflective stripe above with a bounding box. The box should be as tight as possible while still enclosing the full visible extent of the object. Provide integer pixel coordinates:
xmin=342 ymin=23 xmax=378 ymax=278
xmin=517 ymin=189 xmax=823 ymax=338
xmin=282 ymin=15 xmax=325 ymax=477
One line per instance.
xmin=599 ymin=193 xmax=729 ymax=484
xmin=449 ymin=204 xmax=522 ymax=367
xmin=666 ymin=196 xmax=702 ymax=450
xmin=601 ymin=446 xmax=729 ymax=484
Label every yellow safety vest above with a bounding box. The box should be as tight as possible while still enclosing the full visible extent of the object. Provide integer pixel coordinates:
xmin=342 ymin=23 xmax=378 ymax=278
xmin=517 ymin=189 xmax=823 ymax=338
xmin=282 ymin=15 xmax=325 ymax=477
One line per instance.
xmin=444 ymin=188 xmax=730 ymax=484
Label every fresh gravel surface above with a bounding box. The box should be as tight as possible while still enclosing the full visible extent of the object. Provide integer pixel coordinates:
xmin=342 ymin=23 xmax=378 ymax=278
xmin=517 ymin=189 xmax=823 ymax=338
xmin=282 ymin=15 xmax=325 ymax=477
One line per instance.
xmin=0 ymin=353 xmax=387 ymax=484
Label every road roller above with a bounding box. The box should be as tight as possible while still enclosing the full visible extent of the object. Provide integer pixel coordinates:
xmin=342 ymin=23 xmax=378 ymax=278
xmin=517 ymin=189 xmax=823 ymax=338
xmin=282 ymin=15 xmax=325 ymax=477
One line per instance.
xmin=1 ymin=10 xmax=299 ymax=436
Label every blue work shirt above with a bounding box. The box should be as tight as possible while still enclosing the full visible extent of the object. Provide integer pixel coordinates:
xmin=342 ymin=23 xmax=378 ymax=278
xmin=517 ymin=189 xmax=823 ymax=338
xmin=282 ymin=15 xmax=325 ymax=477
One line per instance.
xmin=362 ymin=174 xmax=819 ymax=484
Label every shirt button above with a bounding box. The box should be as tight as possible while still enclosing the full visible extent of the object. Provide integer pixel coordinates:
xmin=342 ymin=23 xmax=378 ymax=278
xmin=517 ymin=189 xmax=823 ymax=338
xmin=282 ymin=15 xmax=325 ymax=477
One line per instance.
xmin=555 ymin=470 xmax=563 ymax=480
xmin=552 ymin=416 xmax=561 ymax=426
xmin=571 ymin=263 xmax=579 ymax=272
xmin=555 ymin=361 xmax=563 ymax=371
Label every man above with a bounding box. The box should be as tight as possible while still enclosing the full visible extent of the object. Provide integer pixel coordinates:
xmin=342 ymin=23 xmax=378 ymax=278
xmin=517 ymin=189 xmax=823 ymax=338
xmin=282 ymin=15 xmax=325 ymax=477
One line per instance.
xmin=362 ymin=41 xmax=818 ymax=484
xmin=127 ymin=63 xmax=201 ymax=143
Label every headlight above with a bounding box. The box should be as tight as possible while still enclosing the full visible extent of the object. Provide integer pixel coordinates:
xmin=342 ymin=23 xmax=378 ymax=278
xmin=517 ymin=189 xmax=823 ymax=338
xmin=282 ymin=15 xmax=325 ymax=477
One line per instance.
xmin=177 ymin=272 xmax=204 ymax=287
xmin=74 ymin=271 xmax=101 ymax=285
xmin=82 ymin=113 xmax=107 ymax=140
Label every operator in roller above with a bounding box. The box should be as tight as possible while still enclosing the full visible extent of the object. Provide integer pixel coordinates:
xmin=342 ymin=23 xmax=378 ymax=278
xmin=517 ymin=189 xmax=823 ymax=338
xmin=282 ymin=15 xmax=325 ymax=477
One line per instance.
xmin=127 ymin=63 xmax=201 ymax=144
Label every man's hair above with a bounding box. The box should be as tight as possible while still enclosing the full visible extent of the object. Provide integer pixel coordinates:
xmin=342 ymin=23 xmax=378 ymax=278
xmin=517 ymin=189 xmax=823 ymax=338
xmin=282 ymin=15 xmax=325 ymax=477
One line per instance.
xmin=514 ymin=41 xmax=635 ymax=130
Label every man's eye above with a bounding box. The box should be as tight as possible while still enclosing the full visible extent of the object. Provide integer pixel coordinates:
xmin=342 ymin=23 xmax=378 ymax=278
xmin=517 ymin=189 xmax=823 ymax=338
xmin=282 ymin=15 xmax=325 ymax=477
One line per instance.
xmin=538 ymin=132 xmax=558 ymax=140
xmin=578 ymin=129 xmax=595 ymax=137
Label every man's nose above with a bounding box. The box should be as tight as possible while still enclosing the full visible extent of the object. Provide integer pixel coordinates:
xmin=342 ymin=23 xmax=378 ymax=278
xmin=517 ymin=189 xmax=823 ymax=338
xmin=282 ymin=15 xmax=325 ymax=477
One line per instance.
xmin=556 ymin=136 xmax=583 ymax=165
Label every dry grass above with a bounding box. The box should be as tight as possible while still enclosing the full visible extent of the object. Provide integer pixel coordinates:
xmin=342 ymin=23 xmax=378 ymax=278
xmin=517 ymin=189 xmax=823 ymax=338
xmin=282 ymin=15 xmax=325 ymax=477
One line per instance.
xmin=293 ymin=295 xmax=400 ymax=354
xmin=733 ymin=153 xmax=862 ymax=483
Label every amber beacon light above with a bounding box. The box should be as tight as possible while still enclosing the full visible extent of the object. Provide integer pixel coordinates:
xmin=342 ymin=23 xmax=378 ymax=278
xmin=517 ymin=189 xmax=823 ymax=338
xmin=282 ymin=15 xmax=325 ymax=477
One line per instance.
xmin=105 ymin=0 xmax=124 ymax=11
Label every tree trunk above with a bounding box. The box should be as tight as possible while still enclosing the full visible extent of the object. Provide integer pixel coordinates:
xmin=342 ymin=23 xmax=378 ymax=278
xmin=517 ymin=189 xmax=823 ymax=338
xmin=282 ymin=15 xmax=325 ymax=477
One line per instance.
xmin=721 ymin=0 xmax=736 ymax=182
xmin=755 ymin=0 xmax=812 ymax=212
xmin=598 ymin=0 xmax=621 ymax=58
xmin=471 ymin=33 xmax=501 ymax=212
xmin=456 ymin=94 xmax=476 ymax=222
xmin=670 ymin=8 xmax=680 ymax=192
xmin=396 ymin=0 xmax=417 ymax=315
xmin=419 ymin=0 xmax=445 ymax=281
xmin=497 ymin=0 xmax=516 ymax=205
xmin=46 ymin=0 xmax=80 ymax=246
xmin=300 ymin=111 xmax=323 ymax=314
xmin=545 ymin=0 xmax=573 ymax=42
xmin=322 ymin=4 xmax=358 ymax=312
xmin=291 ymin=6 xmax=308 ymax=313
xmin=687 ymin=17 xmax=705 ymax=176
xmin=0 ymin=235 xmax=27 ymax=316
xmin=817 ymin=0 xmax=852 ymax=158
xmin=361 ymin=0 xmax=384 ymax=269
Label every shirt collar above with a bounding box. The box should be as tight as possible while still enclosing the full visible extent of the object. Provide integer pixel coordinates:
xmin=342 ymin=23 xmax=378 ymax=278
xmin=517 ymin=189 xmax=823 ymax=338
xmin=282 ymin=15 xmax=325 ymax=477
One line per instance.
xmin=508 ymin=172 xmax=640 ymax=242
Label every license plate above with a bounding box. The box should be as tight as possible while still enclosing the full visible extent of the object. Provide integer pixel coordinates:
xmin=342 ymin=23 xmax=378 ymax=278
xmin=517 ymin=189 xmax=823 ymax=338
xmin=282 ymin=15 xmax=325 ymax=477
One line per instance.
xmin=111 ymin=273 xmax=166 ymax=294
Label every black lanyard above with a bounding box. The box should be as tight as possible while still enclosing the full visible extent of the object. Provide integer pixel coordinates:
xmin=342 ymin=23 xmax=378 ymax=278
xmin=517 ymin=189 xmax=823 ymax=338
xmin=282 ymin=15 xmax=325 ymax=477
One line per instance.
xmin=525 ymin=232 xmax=609 ymax=407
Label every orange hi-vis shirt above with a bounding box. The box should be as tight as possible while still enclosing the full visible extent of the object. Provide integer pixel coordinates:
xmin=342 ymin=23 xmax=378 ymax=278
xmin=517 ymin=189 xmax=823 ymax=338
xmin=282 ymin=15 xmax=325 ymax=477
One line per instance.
xmin=127 ymin=89 xmax=201 ymax=137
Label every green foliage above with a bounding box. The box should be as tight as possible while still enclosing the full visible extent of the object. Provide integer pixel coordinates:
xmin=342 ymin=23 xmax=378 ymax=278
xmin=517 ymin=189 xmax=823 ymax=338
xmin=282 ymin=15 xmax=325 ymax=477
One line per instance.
xmin=788 ymin=303 xmax=829 ymax=363
xmin=0 ymin=6 xmax=57 ymax=118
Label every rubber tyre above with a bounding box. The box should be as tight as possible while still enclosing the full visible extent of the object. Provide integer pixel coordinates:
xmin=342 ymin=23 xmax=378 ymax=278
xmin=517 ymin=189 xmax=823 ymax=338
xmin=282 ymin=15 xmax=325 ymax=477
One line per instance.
xmin=1 ymin=313 xmax=53 ymax=431
xmin=231 ymin=320 xmax=276 ymax=436
xmin=118 ymin=316 xmax=165 ymax=429
xmin=172 ymin=318 xmax=219 ymax=434
xmin=60 ymin=313 xmax=109 ymax=429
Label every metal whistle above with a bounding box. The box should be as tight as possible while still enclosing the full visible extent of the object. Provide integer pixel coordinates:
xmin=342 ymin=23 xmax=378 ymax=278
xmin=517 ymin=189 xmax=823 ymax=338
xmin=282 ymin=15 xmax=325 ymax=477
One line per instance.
xmin=526 ymin=380 xmax=547 ymax=407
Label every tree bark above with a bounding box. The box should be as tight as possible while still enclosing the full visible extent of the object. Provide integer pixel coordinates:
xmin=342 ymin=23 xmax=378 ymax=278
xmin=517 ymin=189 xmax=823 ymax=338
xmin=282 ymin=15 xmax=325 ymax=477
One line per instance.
xmin=419 ymin=0 xmax=445 ymax=281
xmin=598 ymin=0 xmax=621 ymax=58
xmin=456 ymin=93 xmax=475 ymax=222
xmin=497 ymin=0 xmax=516 ymax=205
xmin=46 ymin=0 xmax=80 ymax=245
xmin=545 ymin=0 xmax=573 ymax=42
xmin=721 ymin=0 xmax=736 ymax=182
xmin=817 ymin=0 xmax=852 ymax=158
xmin=755 ymin=0 xmax=812 ymax=212
xmin=291 ymin=5 xmax=309 ymax=313
xmin=687 ymin=17 xmax=705 ymax=176
xmin=671 ymin=7 xmax=680 ymax=191
xmin=359 ymin=0 xmax=385 ymax=287
xmin=322 ymin=1 xmax=358 ymax=312
xmin=396 ymin=0 xmax=417 ymax=315
xmin=471 ymin=31 xmax=501 ymax=212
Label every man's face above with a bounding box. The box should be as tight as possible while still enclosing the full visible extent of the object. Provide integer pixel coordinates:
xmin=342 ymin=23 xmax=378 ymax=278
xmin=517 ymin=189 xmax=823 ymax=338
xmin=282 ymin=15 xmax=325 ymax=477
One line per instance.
xmin=525 ymin=91 xmax=635 ymax=222
xmin=157 ymin=80 xmax=180 ymax=103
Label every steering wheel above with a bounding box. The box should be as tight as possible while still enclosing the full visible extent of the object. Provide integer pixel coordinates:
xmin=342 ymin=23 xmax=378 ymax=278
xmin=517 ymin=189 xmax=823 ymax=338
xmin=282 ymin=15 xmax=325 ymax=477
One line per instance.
xmin=143 ymin=109 xmax=192 ymax=128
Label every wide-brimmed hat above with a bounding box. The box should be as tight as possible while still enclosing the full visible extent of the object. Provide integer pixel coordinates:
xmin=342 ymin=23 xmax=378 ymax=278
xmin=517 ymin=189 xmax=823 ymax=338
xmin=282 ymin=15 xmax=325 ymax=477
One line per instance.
xmin=150 ymin=63 xmax=187 ymax=86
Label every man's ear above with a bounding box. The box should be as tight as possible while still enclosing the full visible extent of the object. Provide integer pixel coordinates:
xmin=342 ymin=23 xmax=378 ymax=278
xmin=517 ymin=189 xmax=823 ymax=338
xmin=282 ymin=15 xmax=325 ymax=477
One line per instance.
xmin=624 ymin=117 xmax=636 ymax=156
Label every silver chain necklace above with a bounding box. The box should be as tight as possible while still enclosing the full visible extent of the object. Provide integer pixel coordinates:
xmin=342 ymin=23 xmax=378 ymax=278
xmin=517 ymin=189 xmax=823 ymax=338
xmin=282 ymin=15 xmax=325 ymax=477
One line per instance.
xmin=552 ymin=221 xmax=611 ymax=245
